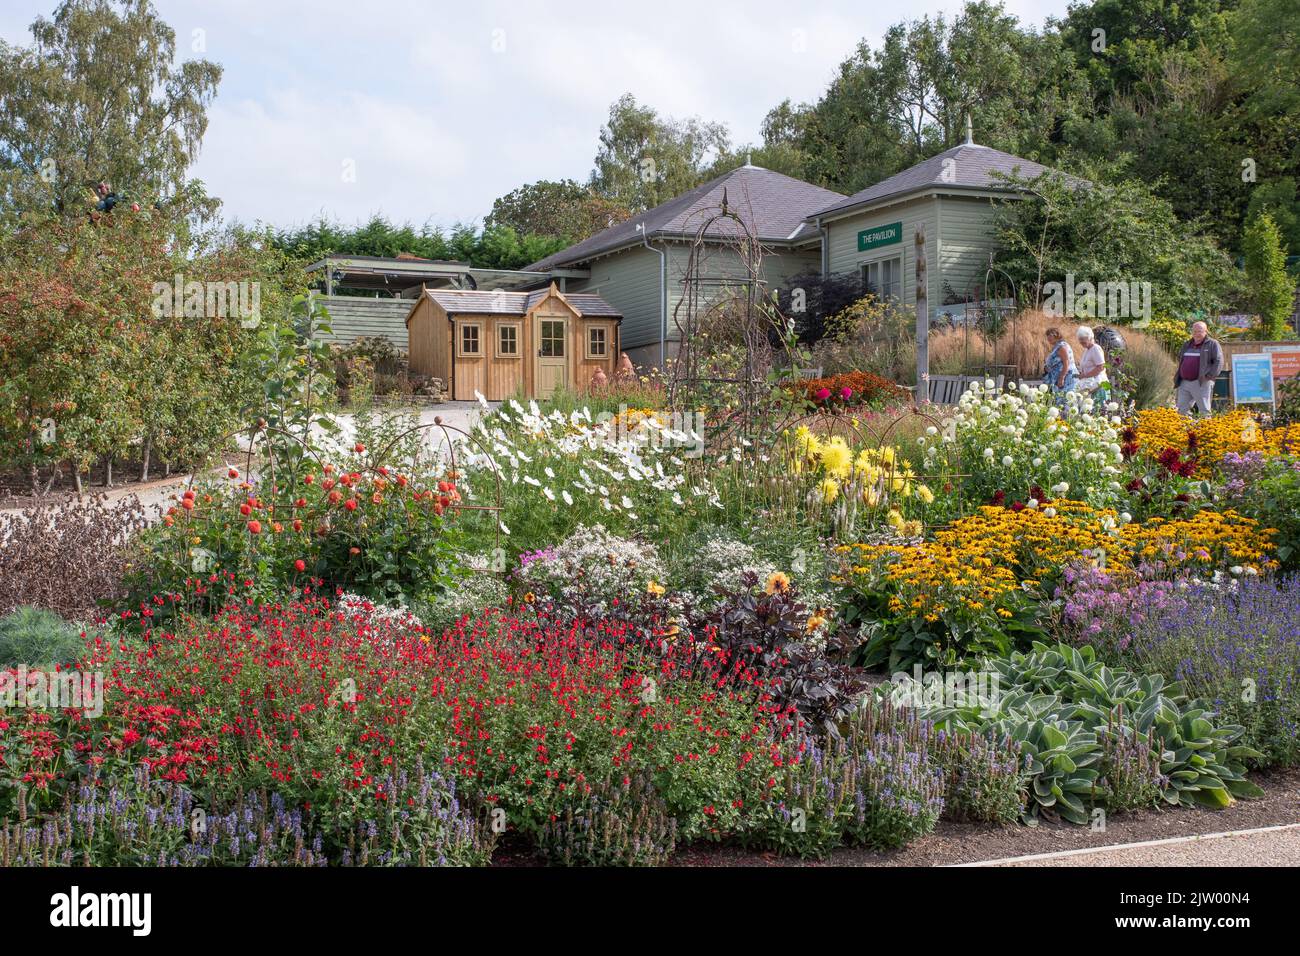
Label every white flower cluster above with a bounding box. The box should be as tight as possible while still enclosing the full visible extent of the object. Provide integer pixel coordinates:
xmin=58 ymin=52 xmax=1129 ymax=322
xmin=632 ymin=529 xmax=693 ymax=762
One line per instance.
xmin=922 ymin=380 xmax=1125 ymax=507
xmin=463 ymin=396 xmax=718 ymax=534
xmin=516 ymin=523 xmax=667 ymax=612
xmin=418 ymin=563 xmax=510 ymax=630
xmin=679 ymin=531 xmax=780 ymax=599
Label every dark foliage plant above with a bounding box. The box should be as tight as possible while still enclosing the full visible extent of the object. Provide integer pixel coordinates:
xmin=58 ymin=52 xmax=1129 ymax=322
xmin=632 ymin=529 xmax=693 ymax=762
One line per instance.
xmin=0 ymin=494 xmax=148 ymax=617
xmin=700 ymin=572 xmax=865 ymax=732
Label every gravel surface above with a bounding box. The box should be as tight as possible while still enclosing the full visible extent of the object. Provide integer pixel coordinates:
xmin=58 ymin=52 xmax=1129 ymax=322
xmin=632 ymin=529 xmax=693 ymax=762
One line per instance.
xmin=983 ymin=825 xmax=1300 ymax=866
xmin=0 ymin=402 xmax=490 ymax=516
xmin=661 ymin=767 xmax=1300 ymax=868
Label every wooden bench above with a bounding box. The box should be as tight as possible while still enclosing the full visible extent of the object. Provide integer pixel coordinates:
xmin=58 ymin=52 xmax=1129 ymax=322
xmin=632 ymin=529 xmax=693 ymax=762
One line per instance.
xmin=925 ymin=374 xmax=1001 ymax=405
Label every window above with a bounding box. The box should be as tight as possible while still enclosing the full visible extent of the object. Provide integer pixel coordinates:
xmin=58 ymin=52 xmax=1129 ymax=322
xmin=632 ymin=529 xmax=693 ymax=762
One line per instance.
xmin=457 ymin=322 xmax=481 ymax=357
xmin=586 ymin=326 xmax=608 ymax=359
xmin=540 ymin=319 xmax=565 ymax=357
xmin=497 ymin=323 xmax=520 ymax=357
xmin=861 ymin=255 xmax=903 ymax=301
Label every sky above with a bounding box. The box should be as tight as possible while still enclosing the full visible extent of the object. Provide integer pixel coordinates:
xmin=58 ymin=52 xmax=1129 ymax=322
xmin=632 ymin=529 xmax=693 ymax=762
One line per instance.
xmin=2 ymin=0 xmax=1075 ymax=232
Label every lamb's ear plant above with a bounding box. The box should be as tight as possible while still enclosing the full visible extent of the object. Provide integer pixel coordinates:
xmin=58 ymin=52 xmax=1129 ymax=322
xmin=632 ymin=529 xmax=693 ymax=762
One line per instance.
xmin=920 ymin=642 xmax=1263 ymax=823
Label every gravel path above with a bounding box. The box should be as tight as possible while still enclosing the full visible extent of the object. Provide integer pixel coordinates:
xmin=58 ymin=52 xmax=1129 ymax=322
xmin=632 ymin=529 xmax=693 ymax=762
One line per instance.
xmin=969 ymin=824 xmax=1300 ymax=867
xmin=0 ymin=402 xmax=491 ymax=521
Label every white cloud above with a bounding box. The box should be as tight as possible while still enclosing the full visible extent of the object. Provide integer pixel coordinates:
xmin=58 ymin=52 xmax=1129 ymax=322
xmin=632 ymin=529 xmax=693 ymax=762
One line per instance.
xmin=2 ymin=0 xmax=1076 ymax=230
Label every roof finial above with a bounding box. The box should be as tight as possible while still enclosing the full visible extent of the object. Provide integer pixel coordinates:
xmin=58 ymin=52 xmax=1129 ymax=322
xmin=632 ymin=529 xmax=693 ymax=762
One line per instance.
xmin=744 ymin=151 xmax=752 ymax=168
xmin=964 ymin=113 xmax=974 ymax=146
xmin=721 ymin=186 xmax=729 ymax=214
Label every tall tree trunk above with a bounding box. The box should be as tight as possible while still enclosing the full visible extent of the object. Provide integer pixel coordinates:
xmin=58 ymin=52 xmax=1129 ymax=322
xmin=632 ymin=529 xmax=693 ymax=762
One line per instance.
xmin=29 ymin=462 xmax=39 ymax=498
xmin=73 ymin=468 xmax=83 ymax=495
xmin=103 ymin=455 xmax=113 ymax=488
xmin=140 ymin=436 xmax=152 ymax=482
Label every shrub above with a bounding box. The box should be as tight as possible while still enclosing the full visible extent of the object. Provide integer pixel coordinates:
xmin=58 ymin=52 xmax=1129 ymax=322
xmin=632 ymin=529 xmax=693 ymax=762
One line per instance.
xmin=514 ymin=524 xmax=666 ymax=613
xmin=924 ymin=643 xmax=1263 ymax=822
xmin=536 ymin=772 xmax=677 ymax=867
xmin=0 ymin=493 xmax=149 ymax=617
xmin=790 ymin=370 xmax=908 ymax=410
xmin=1097 ymin=720 xmax=1165 ymax=814
xmin=124 ymin=455 xmax=463 ymax=614
xmin=462 ymin=396 xmax=714 ymax=554
xmin=698 ymin=572 xmax=864 ymax=731
xmin=740 ymin=703 xmax=944 ymax=857
xmin=923 ymin=379 xmax=1126 ymax=509
xmin=1079 ymin=575 xmax=1300 ymax=768
xmin=933 ymin=730 xmax=1024 ymax=824
xmin=0 ymin=762 xmax=492 ymax=867
xmin=1109 ymin=333 xmax=1176 ymax=410
xmin=0 ymin=607 xmax=84 ymax=666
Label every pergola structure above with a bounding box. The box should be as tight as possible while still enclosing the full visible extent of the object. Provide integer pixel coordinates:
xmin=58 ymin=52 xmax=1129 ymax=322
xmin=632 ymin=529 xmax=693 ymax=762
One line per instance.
xmin=306 ymin=254 xmax=590 ymax=298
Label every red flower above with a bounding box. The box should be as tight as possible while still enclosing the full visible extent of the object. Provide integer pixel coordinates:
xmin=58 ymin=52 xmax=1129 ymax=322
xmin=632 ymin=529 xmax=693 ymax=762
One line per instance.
xmin=294 ymin=559 xmax=306 ymax=572
xmin=344 ymin=498 xmax=358 ymax=511
xmin=246 ymin=520 xmax=262 ymax=534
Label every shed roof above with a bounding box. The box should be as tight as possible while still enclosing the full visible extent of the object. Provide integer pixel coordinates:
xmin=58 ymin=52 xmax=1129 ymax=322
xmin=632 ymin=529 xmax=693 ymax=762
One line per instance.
xmin=809 ymin=143 xmax=1071 ymax=220
xmin=527 ymin=165 xmax=845 ymax=271
xmin=421 ymin=288 xmax=622 ymax=319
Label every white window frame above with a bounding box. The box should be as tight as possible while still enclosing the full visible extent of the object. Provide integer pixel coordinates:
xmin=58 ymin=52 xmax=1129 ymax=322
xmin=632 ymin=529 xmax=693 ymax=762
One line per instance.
xmin=860 ymin=252 xmax=905 ymax=302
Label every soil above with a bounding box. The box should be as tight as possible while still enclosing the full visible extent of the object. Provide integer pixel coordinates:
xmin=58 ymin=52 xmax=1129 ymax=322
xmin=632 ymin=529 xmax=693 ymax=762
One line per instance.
xmin=492 ymin=767 xmax=1300 ymax=867
xmin=0 ymin=460 xmax=196 ymax=509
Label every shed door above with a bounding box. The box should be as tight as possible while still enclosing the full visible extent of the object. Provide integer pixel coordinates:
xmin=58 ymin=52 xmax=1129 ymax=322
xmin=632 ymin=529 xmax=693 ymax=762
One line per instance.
xmin=535 ymin=316 xmax=567 ymax=397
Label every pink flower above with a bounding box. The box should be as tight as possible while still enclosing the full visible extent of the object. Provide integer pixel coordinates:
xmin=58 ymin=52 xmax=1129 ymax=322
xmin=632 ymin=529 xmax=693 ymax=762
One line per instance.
xmin=840 ymin=386 xmax=853 ymax=401
xmin=815 ymin=387 xmax=831 ymax=402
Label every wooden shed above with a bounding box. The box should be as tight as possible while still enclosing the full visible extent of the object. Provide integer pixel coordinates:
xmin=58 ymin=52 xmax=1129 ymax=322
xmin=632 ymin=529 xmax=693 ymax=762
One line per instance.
xmin=406 ymin=284 xmax=622 ymax=400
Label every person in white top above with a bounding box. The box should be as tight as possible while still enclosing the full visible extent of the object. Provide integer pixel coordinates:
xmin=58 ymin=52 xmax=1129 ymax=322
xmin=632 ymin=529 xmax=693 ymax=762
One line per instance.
xmin=1074 ymin=326 xmax=1108 ymax=396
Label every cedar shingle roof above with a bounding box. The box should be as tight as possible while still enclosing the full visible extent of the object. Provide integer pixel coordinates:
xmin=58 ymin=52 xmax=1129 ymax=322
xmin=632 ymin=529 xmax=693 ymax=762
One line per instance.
xmin=422 ymin=288 xmax=621 ymax=318
xmin=810 ymin=144 xmax=1072 ymax=219
xmin=527 ymin=165 xmax=845 ymax=271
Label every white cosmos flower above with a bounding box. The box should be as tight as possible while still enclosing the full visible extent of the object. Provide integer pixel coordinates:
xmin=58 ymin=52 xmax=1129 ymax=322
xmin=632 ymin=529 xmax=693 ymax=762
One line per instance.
xmin=523 ymin=475 xmax=541 ymax=487
xmin=543 ymin=487 xmax=555 ymax=501
xmin=1002 ymin=455 xmax=1014 ymax=467
xmin=562 ymin=490 xmax=573 ymax=506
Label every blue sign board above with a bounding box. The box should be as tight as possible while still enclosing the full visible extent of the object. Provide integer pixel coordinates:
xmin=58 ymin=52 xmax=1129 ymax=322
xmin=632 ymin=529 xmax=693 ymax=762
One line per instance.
xmin=1232 ymin=353 xmax=1275 ymax=405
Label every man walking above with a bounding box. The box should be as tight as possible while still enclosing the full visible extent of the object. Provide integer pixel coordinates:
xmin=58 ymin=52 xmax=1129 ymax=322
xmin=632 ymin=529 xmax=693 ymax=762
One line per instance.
xmin=1175 ymin=321 xmax=1223 ymax=417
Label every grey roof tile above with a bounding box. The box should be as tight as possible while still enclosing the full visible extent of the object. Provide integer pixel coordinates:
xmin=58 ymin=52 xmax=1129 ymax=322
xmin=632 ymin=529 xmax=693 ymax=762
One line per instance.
xmin=809 ymin=144 xmax=1073 ymax=219
xmin=424 ymin=289 xmax=621 ymax=318
xmin=527 ymin=165 xmax=845 ymax=271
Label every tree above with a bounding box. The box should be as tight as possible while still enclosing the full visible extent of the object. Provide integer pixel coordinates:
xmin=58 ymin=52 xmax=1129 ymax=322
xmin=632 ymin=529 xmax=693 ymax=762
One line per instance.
xmin=0 ymin=203 xmax=296 ymax=492
xmin=1242 ymin=211 xmax=1296 ymax=339
xmin=485 ymin=179 xmax=630 ymax=242
xmin=1233 ymin=0 xmax=1300 ymax=116
xmin=0 ymin=0 xmax=222 ymax=222
xmin=270 ymin=215 xmax=566 ymax=275
xmin=992 ymin=168 xmax=1240 ymax=320
xmin=588 ymin=94 xmax=730 ymax=212
xmin=789 ymin=2 xmax=1087 ymax=195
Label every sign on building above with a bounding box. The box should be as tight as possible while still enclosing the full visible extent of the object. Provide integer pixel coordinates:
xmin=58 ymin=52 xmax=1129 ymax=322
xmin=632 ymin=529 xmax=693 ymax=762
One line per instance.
xmin=857 ymin=221 xmax=903 ymax=252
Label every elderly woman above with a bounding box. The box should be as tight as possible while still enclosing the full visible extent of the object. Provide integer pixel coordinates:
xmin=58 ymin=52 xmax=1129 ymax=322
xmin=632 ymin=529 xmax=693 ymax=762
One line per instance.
xmin=1043 ymin=327 xmax=1077 ymax=397
xmin=1074 ymin=325 xmax=1109 ymax=400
